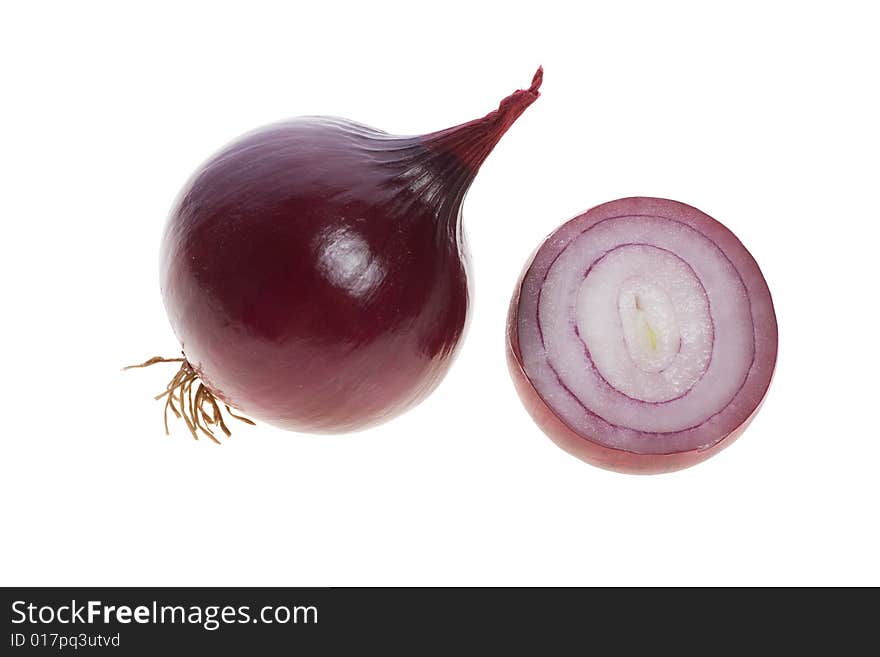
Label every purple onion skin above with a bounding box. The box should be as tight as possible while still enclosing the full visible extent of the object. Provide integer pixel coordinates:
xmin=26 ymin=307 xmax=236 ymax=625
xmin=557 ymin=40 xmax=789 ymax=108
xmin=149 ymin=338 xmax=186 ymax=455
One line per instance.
xmin=161 ymin=70 xmax=541 ymax=433
xmin=507 ymin=197 xmax=777 ymax=474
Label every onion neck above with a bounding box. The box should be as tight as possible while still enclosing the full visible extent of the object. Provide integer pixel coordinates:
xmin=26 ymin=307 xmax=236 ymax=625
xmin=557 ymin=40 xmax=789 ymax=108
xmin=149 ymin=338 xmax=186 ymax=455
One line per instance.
xmin=422 ymin=67 xmax=542 ymax=173
xmin=417 ymin=67 xmax=542 ymax=212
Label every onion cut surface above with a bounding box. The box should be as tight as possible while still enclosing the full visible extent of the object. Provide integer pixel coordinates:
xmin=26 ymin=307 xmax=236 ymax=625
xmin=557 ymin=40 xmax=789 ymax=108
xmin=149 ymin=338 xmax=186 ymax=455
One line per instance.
xmin=507 ymin=197 xmax=777 ymax=474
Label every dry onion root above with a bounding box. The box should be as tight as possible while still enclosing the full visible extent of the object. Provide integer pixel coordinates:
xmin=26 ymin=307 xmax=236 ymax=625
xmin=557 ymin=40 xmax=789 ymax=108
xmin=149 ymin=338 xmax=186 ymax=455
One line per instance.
xmin=124 ymin=356 xmax=254 ymax=443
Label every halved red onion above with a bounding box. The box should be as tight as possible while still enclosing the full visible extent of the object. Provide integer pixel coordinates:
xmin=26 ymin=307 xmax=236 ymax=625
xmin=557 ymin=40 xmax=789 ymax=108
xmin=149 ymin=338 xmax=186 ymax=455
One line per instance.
xmin=507 ymin=197 xmax=777 ymax=474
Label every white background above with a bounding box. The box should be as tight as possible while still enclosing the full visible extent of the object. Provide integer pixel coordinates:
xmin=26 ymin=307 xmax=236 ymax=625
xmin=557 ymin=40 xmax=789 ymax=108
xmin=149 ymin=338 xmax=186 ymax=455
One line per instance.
xmin=2 ymin=1 xmax=878 ymax=586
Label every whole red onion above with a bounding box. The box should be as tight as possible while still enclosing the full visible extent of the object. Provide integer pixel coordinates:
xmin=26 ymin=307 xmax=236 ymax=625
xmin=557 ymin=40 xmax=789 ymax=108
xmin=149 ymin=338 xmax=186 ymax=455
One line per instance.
xmin=158 ymin=69 xmax=542 ymax=435
xmin=507 ymin=197 xmax=777 ymax=474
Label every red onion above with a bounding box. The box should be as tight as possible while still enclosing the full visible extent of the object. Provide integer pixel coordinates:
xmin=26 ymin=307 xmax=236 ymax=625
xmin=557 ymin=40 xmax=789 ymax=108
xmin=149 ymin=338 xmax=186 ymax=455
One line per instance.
xmin=154 ymin=69 xmax=542 ymax=436
xmin=507 ymin=197 xmax=777 ymax=474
